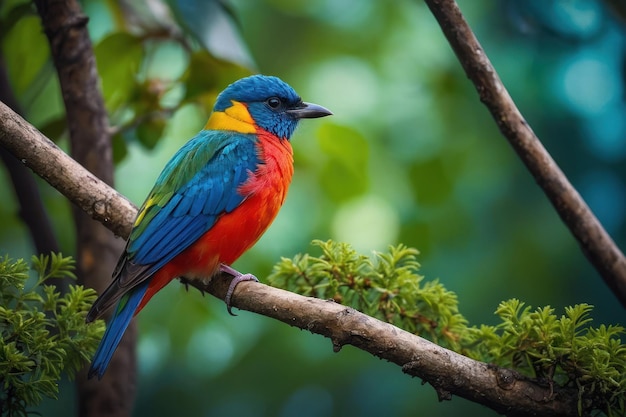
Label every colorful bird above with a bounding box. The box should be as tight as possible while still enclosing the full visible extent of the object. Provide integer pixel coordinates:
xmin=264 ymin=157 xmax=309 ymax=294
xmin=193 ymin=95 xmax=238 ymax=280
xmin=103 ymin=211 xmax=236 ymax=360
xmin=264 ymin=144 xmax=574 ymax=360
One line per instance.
xmin=85 ymin=75 xmax=332 ymax=379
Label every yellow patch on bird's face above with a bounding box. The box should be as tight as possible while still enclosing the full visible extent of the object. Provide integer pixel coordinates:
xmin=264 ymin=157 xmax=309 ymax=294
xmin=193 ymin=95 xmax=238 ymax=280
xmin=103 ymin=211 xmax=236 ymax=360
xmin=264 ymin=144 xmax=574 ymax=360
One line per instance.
xmin=205 ymin=100 xmax=256 ymax=133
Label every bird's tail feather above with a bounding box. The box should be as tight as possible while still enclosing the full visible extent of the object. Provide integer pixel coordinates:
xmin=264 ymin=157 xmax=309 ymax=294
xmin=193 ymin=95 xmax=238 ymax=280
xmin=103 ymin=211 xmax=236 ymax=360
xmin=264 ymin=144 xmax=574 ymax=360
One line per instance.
xmin=88 ymin=281 xmax=149 ymax=380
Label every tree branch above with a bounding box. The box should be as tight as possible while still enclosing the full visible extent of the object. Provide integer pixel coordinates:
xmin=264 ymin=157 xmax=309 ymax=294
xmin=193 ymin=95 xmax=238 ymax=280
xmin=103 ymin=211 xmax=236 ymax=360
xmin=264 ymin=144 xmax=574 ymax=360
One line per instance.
xmin=205 ymin=277 xmax=579 ymax=417
xmin=0 ymin=101 xmax=581 ymax=417
xmin=423 ymin=0 xmax=626 ymax=308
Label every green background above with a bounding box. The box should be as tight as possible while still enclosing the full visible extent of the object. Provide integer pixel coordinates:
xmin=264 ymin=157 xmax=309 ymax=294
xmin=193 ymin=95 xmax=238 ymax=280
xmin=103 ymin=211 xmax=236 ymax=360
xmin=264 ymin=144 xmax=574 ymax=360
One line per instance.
xmin=1 ymin=0 xmax=624 ymax=415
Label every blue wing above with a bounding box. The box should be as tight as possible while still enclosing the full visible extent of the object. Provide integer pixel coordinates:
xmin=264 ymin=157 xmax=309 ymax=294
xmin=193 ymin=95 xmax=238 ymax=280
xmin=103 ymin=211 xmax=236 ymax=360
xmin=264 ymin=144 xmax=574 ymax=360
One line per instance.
xmin=86 ymin=130 xmax=260 ymax=321
xmin=128 ymin=130 xmax=260 ymax=270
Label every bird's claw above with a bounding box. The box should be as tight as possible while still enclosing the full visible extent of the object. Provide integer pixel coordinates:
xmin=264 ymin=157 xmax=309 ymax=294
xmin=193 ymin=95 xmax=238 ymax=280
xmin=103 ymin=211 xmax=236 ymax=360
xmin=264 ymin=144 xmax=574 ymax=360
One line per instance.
xmin=220 ymin=264 xmax=258 ymax=316
xmin=179 ymin=276 xmax=207 ymax=296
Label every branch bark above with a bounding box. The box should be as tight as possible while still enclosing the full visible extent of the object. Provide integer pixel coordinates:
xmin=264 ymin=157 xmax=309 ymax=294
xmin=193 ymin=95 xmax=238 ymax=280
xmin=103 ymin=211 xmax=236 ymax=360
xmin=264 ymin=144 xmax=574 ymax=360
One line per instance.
xmin=423 ymin=0 xmax=626 ymax=308
xmin=0 ymin=100 xmax=581 ymax=417
xmin=33 ymin=1 xmax=135 ymax=416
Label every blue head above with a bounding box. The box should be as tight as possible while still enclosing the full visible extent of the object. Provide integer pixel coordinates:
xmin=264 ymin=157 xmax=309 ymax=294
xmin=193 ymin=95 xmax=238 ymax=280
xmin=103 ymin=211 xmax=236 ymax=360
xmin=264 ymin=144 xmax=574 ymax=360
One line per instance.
xmin=212 ymin=75 xmax=332 ymax=139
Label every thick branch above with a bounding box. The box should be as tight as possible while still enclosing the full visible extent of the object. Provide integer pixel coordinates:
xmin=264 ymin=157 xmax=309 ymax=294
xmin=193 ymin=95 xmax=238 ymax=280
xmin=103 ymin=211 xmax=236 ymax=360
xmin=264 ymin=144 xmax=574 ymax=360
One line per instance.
xmin=0 ymin=104 xmax=580 ymax=416
xmin=205 ymin=277 xmax=578 ymax=417
xmin=423 ymin=0 xmax=626 ymax=308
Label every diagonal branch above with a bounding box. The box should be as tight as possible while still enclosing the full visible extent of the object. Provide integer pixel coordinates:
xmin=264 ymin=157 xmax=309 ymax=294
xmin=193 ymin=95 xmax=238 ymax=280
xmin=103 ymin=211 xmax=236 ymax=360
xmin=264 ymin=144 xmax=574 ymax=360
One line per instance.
xmin=0 ymin=100 xmax=581 ymax=417
xmin=423 ymin=0 xmax=626 ymax=308
xmin=205 ymin=277 xmax=579 ymax=417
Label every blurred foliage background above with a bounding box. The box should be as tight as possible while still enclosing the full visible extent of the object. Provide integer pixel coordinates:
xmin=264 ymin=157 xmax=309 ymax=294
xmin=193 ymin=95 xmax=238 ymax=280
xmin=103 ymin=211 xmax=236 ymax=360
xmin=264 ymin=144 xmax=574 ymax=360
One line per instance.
xmin=1 ymin=0 xmax=625 ymax=415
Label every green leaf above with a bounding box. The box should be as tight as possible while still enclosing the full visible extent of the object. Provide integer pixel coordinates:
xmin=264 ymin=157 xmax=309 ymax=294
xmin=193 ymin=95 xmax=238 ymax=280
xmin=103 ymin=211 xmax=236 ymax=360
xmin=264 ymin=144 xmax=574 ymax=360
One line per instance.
xmin=0 ymin=0 xmax=35 ymax=39
xmin=38 ymin=116 xmax=67 ymax=143
xmin=136 ymin=115 xmax=167 ymax=150
xmin=181 ymin=50 xmax=250 ymax=106
xmin=1 ymin=15 xmax=50 ymax=96
xmin=0 ymin=254 xmax=104 ymax=415
xmin=94 ymin=32 xmax=144 ymax=112
xmin=112 ymin=132 xmax=129 ymax=164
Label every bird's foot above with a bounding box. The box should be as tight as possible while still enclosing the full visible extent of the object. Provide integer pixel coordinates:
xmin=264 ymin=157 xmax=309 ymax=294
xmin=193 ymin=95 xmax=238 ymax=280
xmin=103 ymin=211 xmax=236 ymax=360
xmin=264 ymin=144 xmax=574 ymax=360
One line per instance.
xmin=220 ymin=264 xmax=259 ymax=316
xmin=180 ymin=276 xmax=191 ymax=292
xmin=179 ymin=276 xmax=207 ymax=296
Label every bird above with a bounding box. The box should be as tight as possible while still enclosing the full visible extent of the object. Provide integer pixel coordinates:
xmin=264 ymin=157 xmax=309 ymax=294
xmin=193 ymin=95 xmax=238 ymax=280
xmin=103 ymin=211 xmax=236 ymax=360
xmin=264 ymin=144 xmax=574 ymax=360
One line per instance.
xmin=85 ymin=75 xmax=332 ymax=379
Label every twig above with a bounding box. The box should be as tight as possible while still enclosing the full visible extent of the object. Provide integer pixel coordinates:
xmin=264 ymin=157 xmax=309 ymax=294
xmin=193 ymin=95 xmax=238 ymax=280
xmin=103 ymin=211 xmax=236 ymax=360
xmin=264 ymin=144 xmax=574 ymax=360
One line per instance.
xmin=423 ymin=0 xmax=626 ymax=308
xmin=0 ymin=101 xmax=581 ymax=416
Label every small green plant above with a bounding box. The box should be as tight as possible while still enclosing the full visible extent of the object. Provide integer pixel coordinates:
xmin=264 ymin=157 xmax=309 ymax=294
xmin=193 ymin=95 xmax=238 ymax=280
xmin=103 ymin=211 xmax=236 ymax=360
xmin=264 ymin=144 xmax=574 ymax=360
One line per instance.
xmin=472 ymin=300 xmax=625 ymax=416
xmin=269 ymin=239 xmax=469 ymax=351
xmin=269 ymin=240 xmax=626 ymax=416
xmin=0 ymin=253 xmax=104 ymax=417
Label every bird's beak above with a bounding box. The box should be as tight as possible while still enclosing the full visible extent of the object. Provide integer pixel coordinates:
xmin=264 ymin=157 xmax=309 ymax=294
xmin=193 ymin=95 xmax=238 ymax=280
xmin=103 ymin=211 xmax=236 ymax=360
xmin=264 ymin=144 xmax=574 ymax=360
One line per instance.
xmin=287 ymin=102 xmax=333 ymax=119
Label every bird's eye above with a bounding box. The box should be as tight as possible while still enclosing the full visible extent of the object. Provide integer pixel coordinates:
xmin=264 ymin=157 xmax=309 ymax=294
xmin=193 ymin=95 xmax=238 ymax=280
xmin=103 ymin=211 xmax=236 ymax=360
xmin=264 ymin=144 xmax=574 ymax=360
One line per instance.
xmin=266 ymin=97 xmax=281 ymax=109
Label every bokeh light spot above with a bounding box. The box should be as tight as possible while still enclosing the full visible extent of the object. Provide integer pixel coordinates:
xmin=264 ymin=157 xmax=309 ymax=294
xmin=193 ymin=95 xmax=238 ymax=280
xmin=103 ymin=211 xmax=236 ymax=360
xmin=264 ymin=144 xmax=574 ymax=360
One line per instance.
xmin=582 ymin=104 xmax=626 ymax=161
xmin=185 ymin=323 xmax=235 ymax=378
xmin=307 ymin=58 xmax=380 ymax=121
xmin=138 ymin=329 xmax=170 ymax=376
xmin=332 ymin=194 xmax=399 ymax=253
xmin=557 ymin=53 xmax=620 ymax=115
